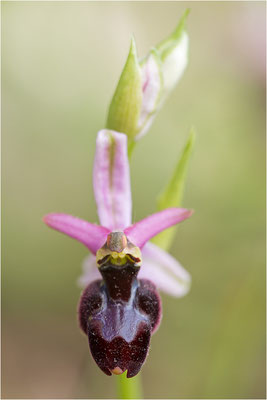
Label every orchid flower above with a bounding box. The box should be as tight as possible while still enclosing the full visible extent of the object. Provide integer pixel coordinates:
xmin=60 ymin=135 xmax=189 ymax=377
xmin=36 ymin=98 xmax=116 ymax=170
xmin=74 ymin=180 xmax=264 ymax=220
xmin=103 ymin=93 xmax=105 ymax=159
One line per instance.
xmin=44 ymin=129 xmax=192 ymax=378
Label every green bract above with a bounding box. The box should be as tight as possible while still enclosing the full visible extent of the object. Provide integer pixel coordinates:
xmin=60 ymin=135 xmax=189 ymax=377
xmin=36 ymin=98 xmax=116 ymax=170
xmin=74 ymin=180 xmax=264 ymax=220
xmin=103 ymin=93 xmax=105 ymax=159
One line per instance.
xmin=152 ymin=129 xmax=195 ymax=250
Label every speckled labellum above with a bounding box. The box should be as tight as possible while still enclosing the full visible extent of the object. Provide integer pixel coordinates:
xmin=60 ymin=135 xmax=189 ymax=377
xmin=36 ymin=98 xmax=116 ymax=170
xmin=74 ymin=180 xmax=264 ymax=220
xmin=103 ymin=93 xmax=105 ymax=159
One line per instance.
xmin=78 ymin=232 xmax=161 ymax=377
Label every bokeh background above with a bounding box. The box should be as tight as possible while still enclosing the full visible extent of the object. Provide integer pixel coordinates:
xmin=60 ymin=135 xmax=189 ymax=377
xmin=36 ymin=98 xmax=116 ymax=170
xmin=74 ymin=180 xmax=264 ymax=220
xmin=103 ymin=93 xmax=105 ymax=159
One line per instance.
xmin=2 ymin=1 xmax=266 ymax=399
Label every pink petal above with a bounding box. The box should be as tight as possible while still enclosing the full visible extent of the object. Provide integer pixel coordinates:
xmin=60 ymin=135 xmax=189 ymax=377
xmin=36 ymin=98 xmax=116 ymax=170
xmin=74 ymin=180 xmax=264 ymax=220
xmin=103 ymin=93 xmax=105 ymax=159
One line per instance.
xmin=77 ymin=254 xmax=101 ymax=287
xmin=124 ymin=208 xmax=193 ymax=248
xmin=139 ymin=242 xmax=191 ymax=297
xmin=43 ymin=213 xmax=110 ymax=255
xmin=93 ymin=130 xmax=132 ymax=231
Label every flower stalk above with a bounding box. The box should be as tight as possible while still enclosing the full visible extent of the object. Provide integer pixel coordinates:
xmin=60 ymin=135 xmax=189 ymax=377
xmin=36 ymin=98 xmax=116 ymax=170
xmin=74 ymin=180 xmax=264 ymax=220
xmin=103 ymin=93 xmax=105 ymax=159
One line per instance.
xmin=117 ymin=372 xmax=143 ymax=399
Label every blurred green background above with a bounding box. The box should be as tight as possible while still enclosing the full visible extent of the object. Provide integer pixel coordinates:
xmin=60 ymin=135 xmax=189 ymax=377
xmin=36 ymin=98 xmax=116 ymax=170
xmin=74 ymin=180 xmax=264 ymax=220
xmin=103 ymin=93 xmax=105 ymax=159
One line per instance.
xmin=2 ymin=2 xmax=266 ymax=399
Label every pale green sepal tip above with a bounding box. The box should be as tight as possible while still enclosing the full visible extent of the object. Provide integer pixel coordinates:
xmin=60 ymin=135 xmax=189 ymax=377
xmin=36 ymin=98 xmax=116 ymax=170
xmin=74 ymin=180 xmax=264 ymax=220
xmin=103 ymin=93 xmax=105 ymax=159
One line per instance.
xmin=106 ymin=36 xmax=143 ymax=140
xmin=156 ymin=9 xmax=190 ymax=62
xmin=152 ymin=127 xmax=195 ymax=251
xmin=171 ymin=8 xmax=190 ymax=41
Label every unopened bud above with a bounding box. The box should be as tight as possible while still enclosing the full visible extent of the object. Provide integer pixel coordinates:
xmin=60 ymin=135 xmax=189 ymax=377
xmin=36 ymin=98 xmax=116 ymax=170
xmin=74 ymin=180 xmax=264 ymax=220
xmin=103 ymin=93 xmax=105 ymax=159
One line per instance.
xmin=106 ymin=10 xmax=189 ymax=143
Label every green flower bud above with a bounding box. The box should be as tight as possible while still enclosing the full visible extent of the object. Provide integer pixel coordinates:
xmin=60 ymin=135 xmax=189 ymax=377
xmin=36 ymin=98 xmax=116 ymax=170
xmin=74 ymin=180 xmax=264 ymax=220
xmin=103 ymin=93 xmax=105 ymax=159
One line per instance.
xmin=106 ymin=10 xmax=190 ymax=143
xmin=106 ymin=37 xmax=143 ymax=141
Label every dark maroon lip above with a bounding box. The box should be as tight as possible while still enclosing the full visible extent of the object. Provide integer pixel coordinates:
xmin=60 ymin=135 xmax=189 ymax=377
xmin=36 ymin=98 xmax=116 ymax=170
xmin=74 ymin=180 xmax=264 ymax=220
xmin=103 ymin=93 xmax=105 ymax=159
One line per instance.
xmin=100 ymin=263 xmax=139 ymax=302
xmin=88 ymin=318 xmax=151 ymax=378
xmin=78 ymin=262 xmax=162 ymax=378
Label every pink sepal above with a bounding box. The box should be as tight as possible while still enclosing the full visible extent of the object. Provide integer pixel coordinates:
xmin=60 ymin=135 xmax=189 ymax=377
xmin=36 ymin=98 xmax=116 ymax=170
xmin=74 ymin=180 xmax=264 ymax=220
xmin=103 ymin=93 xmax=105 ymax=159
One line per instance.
xmin=124 ymin=208 xmax=193 ymax=248
xmin=139 ymin=243 xmax=191 ymax=297
xmin=43 ymin=213 xmax=110 ymax=255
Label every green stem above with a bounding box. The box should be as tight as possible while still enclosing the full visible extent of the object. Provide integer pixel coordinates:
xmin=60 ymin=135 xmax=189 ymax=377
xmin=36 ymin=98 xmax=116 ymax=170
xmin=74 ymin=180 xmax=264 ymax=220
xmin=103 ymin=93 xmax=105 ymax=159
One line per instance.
xmin=116 ymin=372 xmax=143 ymax=399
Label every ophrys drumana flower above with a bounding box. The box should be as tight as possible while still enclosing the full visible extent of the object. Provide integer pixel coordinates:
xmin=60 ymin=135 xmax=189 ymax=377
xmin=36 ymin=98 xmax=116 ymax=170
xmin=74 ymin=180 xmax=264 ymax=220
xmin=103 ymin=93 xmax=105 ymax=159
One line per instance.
xmin=44 ymin=130 xmax=192 ymax=377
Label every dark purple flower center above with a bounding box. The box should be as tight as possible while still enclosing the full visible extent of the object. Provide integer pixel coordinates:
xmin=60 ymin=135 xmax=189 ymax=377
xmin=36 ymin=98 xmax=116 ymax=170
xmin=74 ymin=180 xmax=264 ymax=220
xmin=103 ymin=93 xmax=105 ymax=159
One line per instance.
xmin=78 ymin=262 xmax=161 ymax=378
